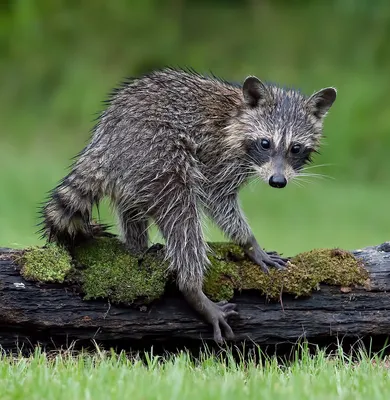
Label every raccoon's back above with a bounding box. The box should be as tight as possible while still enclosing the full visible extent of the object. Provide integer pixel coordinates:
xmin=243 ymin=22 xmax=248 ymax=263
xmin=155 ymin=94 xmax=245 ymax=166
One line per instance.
xmin=80 ymin=69 xmax=242 ymax=186
xmin=100 ymin=69 xmax=241 ymax=137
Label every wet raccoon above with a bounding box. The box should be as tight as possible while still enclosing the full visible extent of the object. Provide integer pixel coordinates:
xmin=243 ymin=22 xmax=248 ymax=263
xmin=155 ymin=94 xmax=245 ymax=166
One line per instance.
xmin=41 ymin=68 xmax=336 ymax=342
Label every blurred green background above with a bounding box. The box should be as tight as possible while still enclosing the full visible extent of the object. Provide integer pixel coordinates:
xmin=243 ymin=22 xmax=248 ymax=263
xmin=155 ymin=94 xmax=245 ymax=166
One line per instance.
xmin=0 ymin=0 xmax=389 ymax=254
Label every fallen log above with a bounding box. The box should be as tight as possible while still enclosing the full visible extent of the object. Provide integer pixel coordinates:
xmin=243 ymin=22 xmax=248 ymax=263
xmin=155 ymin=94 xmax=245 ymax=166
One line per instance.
xmin=0 ymin=241 xmax=390 ymax=353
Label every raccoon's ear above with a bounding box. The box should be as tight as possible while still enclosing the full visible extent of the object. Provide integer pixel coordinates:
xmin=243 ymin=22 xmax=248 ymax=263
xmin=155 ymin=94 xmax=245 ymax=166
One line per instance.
xmin=243 ymin=76 xmax=270 ymax=107
xmin=306 ymin=87 xmax=337 ymax=119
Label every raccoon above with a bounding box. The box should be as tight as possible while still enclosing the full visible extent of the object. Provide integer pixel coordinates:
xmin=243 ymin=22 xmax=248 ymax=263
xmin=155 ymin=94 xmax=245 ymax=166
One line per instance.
xmin=41 ymin=68 xmax=336 ymax=342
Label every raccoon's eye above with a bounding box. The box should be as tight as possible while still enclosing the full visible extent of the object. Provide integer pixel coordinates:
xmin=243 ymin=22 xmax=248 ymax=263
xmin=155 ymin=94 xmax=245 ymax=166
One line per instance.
xmin=290 ymin=144 xmax=302 ymax=154
xmin=260 ymin=139 xmax=271 ymax=150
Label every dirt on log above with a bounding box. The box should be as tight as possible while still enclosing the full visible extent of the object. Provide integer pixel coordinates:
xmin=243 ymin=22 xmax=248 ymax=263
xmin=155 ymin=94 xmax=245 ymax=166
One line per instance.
xmin=0 ymin=241 xmax=390 ymax=353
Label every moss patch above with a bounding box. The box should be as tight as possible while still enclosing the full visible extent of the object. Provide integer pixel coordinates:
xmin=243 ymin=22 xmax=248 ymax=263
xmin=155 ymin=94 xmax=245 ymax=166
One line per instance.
xmin=19 ymin=243 xmax=72 ymax=283
xmin=73 ymin=237 xmax=167 ymax=304
xmin=204 ymin=244 xmax=369 ymax=301
xmin=17 ymin=238 xmax=369 ymax=304
xmin=204 ymin=243 xmax=242 ymax=301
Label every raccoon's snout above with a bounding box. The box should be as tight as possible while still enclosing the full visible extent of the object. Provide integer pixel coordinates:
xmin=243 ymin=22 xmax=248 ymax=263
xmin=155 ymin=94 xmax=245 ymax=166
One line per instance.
xmin=269 ymin=174 xmax=287 ymax=189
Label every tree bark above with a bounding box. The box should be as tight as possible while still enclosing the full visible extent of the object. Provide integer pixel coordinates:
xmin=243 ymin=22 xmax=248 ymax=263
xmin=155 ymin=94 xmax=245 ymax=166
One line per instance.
xmin=0 ymin=242 xmax=390 ymax=353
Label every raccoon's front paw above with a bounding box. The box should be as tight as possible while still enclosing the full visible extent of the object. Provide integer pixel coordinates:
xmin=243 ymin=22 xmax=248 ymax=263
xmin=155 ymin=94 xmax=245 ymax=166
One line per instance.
xmin=243 ymin=238 xmax=288 ymax=273
xmin=260 ymin=252 xmax=288 ymax=272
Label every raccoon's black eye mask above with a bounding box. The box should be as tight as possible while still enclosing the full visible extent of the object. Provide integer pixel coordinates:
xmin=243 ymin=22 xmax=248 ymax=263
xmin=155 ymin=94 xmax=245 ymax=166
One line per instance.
xmin=246 ymin=139 xmax=272 ymax=165
xmin=290 ymin=147 xmax=315 ymax=170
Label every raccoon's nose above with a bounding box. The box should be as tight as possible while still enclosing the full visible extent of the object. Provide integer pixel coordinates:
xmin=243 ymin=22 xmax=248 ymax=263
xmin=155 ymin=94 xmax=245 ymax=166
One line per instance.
xmin=269 ymin=174 xmax=287 ymax=188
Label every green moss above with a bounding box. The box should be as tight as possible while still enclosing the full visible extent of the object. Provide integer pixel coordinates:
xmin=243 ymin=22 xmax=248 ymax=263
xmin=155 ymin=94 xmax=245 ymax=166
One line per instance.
xmin=19 ymin=243 xmax=72 ymax=283
xmin=73 ymin=237 xmax=168 ymax=304
xmin=17 ymin=237 xmax=370 ymax=305
xmin=204 ymin=243 xmax=242 ymax=301
xmin=204 ymin=244 xmax=370 ymax=301
xmin=19 ymin=237 xmax=167 ymax=304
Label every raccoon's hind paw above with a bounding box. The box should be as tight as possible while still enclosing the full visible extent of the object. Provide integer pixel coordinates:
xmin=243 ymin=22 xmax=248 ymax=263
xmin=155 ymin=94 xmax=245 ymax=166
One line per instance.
xmin=209 ymin=300 xmax=238 ymax=343
xmin=181 ymin=289 xmax=238 ymax=343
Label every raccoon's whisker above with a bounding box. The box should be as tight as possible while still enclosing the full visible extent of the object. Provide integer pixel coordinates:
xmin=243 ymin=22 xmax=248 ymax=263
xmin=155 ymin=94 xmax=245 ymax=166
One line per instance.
xmin=294 ymin=177 xmax=313 ymax=184
xmin=298 ymin=173 xmax=334 ymax=180
xmin=293 ymin=181 xmax=310 ymax=188
xmin=301 ymin=163 xmax=334 ymax=170
xmin=246 ymin=177 xmax=259 ymax=192
xmin=300 ymin=171 xmax=330 ymax=176
xmin=291 ymin=180 xmax=305 ymax=188
xmin=295 ymin=176 xmax=326 ymax=187
xmin=294 ymin=175 xmax=313 ymax=182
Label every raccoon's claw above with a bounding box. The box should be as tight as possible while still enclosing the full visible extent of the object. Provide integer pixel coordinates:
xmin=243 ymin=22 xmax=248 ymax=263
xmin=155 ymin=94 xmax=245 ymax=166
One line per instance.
xmin=249 ymin=251 xmax=287 ymax=272
xmin=182 ymin=289 xmax=237 ymax=343
xmin=210 ymin=302 xmax=238 ymax=343
xmin=266 ymin=250 xmax=290 ymax=262
xmin=243 ymin=237 xmax=288 ymax=273
xmin=263 ymin=254 xmax=287 ymax=270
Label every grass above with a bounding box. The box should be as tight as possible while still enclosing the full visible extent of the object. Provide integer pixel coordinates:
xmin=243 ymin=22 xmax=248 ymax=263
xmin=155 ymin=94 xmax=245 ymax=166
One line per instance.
xmin=0 ymin=346 xmax=389 ymax=400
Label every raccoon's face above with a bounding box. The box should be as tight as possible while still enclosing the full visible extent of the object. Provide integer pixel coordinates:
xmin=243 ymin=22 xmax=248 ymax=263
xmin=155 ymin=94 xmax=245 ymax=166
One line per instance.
xmin=241 ymin=76 xmax=337 ymax=188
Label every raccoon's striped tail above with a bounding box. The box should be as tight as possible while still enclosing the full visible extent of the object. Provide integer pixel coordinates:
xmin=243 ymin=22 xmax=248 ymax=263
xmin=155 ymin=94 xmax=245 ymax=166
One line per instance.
xmin=39 ymin=172 xmax=110 ymax=247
